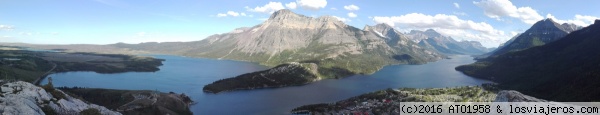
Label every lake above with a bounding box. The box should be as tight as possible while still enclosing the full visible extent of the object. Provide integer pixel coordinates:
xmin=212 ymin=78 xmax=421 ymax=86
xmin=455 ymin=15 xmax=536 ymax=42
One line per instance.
xmin=41 ymin=55 xmax=492 ymax=114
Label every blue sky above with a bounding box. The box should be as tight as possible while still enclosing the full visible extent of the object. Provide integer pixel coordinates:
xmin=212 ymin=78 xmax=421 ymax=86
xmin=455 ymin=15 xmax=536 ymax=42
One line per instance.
xmin=0 ymin=0 xmax=598 ymax=47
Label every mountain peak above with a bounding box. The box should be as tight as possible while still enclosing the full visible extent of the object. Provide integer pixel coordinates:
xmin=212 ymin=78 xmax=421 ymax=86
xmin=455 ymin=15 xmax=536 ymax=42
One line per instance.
xmin=423 ymin=29 xmax=442 ymax=37
xmin=269 ymin=9 xmax=298 ymax=20
xmin=374 ymin=23 xmax=393 ymax=28
xmin=595 ymin=19 xmax=600 ymax=24
xmin=364 ymin=23 xmax=394 ymax=31
xmin=535 ymin=18 xmax=560 ymax=26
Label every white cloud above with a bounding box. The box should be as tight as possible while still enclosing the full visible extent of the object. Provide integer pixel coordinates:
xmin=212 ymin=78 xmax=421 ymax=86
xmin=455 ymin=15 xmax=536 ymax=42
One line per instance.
xmin=332 ymin=16 xmax=350 ymax=22
xmin=343 ymin=4 xmax=359 ymax=11
xmin=0 ymin=25 xmax=14 ymax=31
xmin=373 ymin=13 xmax=509 ymax=47
xmin=217 ymin=11 xmax=250 ymax=17
xmin=297 ymin=0 xmax=327 ymax=10
xmin=227 ymin=11 xmax=240 ymax=17
xmin=285 ymin=2 xmax=297 ymax=9
xmin=453 ymin=3 xmax=460 ymax=9
xmin=473 ymin=0 xmax=543 ymax=24
xmin=347 ymin=12 xmax=357 ymax=18
xmin=246 ymin=2 xmax=285 ymax=13
xmin=546 ymin=14 xmax=599 ymax=27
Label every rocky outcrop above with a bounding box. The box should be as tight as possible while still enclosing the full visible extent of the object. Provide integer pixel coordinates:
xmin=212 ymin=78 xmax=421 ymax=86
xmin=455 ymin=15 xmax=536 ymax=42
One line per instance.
xmin=0 ymin=81 xmax=120 ymax=115
xmin=494 ymin=90 xmax=546 ymax=102
xmin=203 ymin=62 xmax=321 ymax=93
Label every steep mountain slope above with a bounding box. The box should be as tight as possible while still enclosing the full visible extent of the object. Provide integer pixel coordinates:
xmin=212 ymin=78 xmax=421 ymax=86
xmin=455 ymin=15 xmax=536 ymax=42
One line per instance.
xmin=484 ymin=18 xmax=582 ymax=58
xmin=405 ymin=29 xmax=489 ymax=55
xmin=113 ymin=9 xmax=444 ymax=78
xmin=456 ymin=20 xmax=600 ymax=101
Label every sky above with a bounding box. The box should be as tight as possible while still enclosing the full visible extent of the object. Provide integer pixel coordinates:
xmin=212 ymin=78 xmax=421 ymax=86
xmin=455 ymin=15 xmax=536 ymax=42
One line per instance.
xmin=0 ymin=0 xmax=599 ymax=48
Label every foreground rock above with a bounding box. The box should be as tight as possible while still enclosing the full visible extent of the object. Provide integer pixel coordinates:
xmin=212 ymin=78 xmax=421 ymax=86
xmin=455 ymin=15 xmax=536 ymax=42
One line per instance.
xmin=203 ymin=62 xmax=321 ymax=93
xmin=59 ymin=88 xmax=194 ymax=115
xmin=0 ymin=81 xmax=120 ymax=115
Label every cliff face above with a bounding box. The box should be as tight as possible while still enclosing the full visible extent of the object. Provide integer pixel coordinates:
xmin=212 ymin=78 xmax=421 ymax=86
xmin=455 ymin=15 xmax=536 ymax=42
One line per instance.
xmin=0 ymin=81 xmax=120 ymax=115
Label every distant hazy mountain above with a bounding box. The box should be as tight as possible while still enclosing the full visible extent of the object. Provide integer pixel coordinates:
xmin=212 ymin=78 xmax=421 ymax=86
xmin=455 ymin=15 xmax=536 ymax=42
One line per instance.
xmin=405 ymin=29 xmax=489 ymax=55
xmin=112 ymin=9 xmax=444 ymax=78
xmin=362 ymin=23 xmax=420 ymax=51
xmin=456 ymin=19 xmax=600 ymax=101
xmin=483 ymin=18 xmax=582 ymax=58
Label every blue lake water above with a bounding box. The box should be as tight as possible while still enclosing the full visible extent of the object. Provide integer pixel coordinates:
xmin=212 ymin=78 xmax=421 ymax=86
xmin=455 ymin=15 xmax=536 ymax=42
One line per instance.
xmin=41 ymin=55 xmax=492 ymax=115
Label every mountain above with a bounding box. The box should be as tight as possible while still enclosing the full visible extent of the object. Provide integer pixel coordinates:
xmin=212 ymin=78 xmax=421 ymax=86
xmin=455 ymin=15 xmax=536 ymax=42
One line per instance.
xmin=483 ymin=18 xmax=582 ymax=58
xmin=456 ymin=19 xmax=600 ymax=101
xmin=405 ymin=29 xmax=489 ymax=55
xmin=362 ymin=23 xmax=414 ymax=49
xmin=112 ymin=9 xmax=444 ymax=78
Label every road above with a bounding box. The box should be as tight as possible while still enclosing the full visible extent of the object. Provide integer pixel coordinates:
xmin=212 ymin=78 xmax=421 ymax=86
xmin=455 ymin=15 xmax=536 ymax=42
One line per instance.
xmin=33 ymin=62 xmax=56 ymax=85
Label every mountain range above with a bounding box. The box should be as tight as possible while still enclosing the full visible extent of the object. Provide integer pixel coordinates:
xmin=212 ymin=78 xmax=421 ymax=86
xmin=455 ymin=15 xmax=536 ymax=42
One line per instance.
xmin=456 ymin=19 xmax=600 ymax=101
xmin=480 ymin=18 xmax=582 ymax=58
xmin=406 ymin=29 xmax=489 ymax=55
xmin=113 ymin=9 xmax=454 ymax=78
xmin=112 ymin=10 xmax=490 ymax=75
